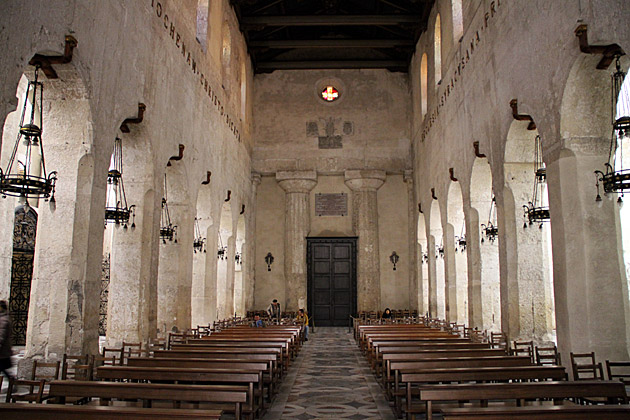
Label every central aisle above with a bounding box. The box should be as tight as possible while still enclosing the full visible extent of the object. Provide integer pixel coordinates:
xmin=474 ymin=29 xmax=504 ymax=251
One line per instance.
xmin=263 ymin=327 xmax=395 ymax=420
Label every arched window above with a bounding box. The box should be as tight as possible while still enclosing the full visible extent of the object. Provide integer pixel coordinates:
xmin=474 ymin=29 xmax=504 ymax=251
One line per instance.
xmin=434 ymin=14 xmax=442 ymax=88
xmin=421 ymin=53 xmax=428 ymax=117
xmin=196 ymin=0 xmax=210 ymax=52
xmin=452 ymin=0 xmax=464 ymax=44
xmin=241 ymin=61 xmax=247 ymax=121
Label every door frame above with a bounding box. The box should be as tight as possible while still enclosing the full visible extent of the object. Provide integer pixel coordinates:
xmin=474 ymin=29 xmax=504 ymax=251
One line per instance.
xmin=306 ymin=237 xmax=358 ymax=326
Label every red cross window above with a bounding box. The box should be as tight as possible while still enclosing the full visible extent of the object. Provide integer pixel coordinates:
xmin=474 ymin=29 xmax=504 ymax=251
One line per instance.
xmin=321 ymin=86 xmax=339 ymax=102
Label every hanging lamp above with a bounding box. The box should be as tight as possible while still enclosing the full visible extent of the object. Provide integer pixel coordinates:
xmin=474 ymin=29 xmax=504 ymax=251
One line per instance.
xmin=455 ymin=221 xmax=466 ymax=252
xmin=481 ymin=195 xmax=498 ymax=243
xmin=523 ymin=135 xmax=550 ymax=228
xmin=0 ymin=66 xmax=57 ymax=204
xmin=217 ymin=233 xmax=226 ymax=259
xmin=159 ymin=174 xmax=177 ymax=243
xmin=193 ymin=217 xmax=206 ymax=253
xmin=104 ymin=137 xmax=135 ymax=229
xmin=595 ymin=55 xmax=630 ymax=206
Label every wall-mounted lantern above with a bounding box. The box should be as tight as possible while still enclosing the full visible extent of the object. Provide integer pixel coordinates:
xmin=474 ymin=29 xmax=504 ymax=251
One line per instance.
xmin=389 ymin=251 xmax=399 ymax=271
xmin=265 ymin=252 xmax=274 ymax=271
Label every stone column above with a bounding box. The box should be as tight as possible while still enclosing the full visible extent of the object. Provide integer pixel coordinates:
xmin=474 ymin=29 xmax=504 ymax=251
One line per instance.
xmin=245 ymin=173 xmax=261 ymax=311
xmin=466 ymin=207 xmax=483 ymax=328
xmin=547 ymin=143 xmax=630 ymax=363
xmin=444 ymin=224 xmax=457 ymax=322
xmin=345 ymin=170 xmax=386 ymax=312
xmin=276 ymin=171 xmax=317 ymax=312
xmin=108 ymin=186 xmax=160 ymax=345
xmin=404 ymin=171 xmax=418 ymax=311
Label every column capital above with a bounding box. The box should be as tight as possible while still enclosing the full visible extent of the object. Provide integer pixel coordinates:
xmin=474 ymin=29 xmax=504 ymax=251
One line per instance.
xmin=403 ymin=170 xmax=414 ymax=184
xmin=276 ymin=170 xmax=317 ymax=193
xmin=251 ymin=172 xmax=262 ymax=186
xmin=344 ymin=170 xmax=386 ymax=191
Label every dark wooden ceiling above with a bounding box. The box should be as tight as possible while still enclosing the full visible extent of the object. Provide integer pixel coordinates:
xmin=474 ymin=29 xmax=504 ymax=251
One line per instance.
xmin=230 ymin=0 xmax=435 ymax=73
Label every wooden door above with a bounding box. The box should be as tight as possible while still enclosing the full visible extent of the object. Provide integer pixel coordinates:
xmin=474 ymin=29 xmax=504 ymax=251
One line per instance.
xmin=307 ymin=238 xmax=357 ymax=327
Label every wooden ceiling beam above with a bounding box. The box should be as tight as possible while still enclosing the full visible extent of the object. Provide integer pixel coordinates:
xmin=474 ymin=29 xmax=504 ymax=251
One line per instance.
xmin=241 ymin=15 xmax=423 ymax=28
xmin=256 ymin=60 xmax=408 ymax=70
xmin=249 ymin=39 xmax=415 ymax=48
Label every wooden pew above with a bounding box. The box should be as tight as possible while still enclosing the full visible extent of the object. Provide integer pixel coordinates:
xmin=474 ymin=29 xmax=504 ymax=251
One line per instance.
xmin=0 ymin=404 xmax=223 ymax=419
xmin=97 ymin=366 xmax=261 ymax=420
xmin=387 ymin=356 xmax=532 ymax=400
xmin=418 ymin=380 xmax=628 ymax=420
xmin=127 ymin=357 xmax=276 ymax=399
xmin=371 ymin=342 xmax=493 ymax=371
xmin=401 ymin=365 xmax=567 ymax=419
xmin=48 ymin=380 xmax=247 ymax=420
xmin=440 ymin=404 xmax=630 ymax=419
xmin=171 ymin=341 xmax=290 ymax=370
xmin=381 ymin=348 xmax=508 ymax=381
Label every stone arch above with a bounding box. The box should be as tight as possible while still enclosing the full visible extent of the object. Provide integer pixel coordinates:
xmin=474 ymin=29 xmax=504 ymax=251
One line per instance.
xmin=429 ymin=199 xmax=445 ymax=318
xmin=106 ymin=126 xmax=159 ymax=345
xmin=417 ymin=212 xmax=429 ymax=313
xmin=234 ymin=213 xmax=246 ymax=316
xmin=221 ymin=20 xmax=232 ymax=95
xmin=503 ymin=120 xmax=555 ymax=342
xmin=434 ymin=14 xmax=442 ymax=87
xmin=0 ymin=61 xmax=104 ymax=362
xmin=470 ymin=157 xmax=500 ymax=331
xmin=191 ymin=183 xmax=214 ymax=327
xmin=216 ymin=199 xmax=233 ymax=319
xmin=447 ymin=181 xmax=468 ymax=325
xmin=551 ymin=53 xmax=630 ymax=361
xmin=157 ymin=162 xmax=193 ymax=333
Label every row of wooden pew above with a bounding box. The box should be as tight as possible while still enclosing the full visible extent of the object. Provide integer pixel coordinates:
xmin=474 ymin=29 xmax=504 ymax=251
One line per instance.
xmin=0 ymin=324 xmax=305 ymax=419
xmin=356 ymin=322 xmax=630 ymax=420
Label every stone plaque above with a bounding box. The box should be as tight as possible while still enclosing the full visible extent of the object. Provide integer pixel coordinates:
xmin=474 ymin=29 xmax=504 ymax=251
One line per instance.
xmin=318 ymin=135 xmax=343 ymax=149
xmin=315 ymin=193 xmax=347 ymax=216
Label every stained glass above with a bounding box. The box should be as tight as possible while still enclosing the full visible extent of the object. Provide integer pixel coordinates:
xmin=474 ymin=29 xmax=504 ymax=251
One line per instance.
xmin=322 ymin=86 xmax=339 ymax=102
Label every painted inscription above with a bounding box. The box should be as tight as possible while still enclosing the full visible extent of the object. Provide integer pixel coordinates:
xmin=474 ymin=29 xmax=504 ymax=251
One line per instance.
xmin=149 ymin=0 xmax=241 ymax=142
xmin=421 ymin=0 xmax=504 ymax=142
xmin=315 ymin=193 xmax=348 ymax=216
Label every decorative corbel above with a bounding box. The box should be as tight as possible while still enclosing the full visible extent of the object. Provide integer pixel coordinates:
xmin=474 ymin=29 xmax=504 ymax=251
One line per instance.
xmin=575 ymin=24 xmax=625 ymax=70
xmin=418 ymin=203 xmax=423 ymax=213
xmin=225 ymin=190 xmax=231 ymax=202
xmin=120 ymin=103 xmax=147 ymax=133
xmin=473 ymin=141 xmax=486 ymax=158
xmin=201 ymin=171 xmax=212 ymax=185
xmin=29 ymin=35 xmax=78 ymax=79
xmin=510 ymin=99 xmax=537 ymax=130
xmin=240 ymin=204 xmax=245 ymax=214
xmin=166 ymin=144 xmax=185 ymax=166
xmin=449 ymin=168 xmax=458 ymax=182
xmin=431 ymin=188 xmax=437 ymax=200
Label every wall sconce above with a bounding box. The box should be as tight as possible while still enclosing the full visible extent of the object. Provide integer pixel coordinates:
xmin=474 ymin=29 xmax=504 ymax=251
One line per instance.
xmin=389 ymin=251 xmax=399 ymax=271
xmin=265 ymin=252 xmax=274 ymax=271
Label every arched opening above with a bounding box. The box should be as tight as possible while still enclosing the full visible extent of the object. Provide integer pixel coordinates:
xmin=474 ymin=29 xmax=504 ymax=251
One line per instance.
xmin=556 ymin=53 xmax=630 ymax=360
xmin=504 ymin=121 xmax=555 ymax=342
xmin=430 ymin=199 xmax=445 ymax=319
xmin=1 ymin=63 xmax=99 ymax=360
xmin=452 ymin=0 xmax=464 ymax=44
xmin=216 ymin=200 xmax=233 ymax=319
xmin=240 ymin=61 xmax=247 ymax=123
xmin=234 ymin=214 xmax=245 ymax=316
xmin=8 ymin=204 xmax=37 ymax=345
xmin=447 ymin=181 xmax=468 ymax=325
xmin=421 ymin=53 xmax=428 ymax=118
xmin=196 ymin=0 xmax=210 ymax=52
xmin=434 ymin=14 xmax=442 ymax=87
xmin=470 ymin=158 xmax=500 ymax=331
xmin=615 ymin=71 xmax=630 ymax=302
xmin=221 ymin=20 xmax=232 ymax=95
xmin=157 ymin=163 xmax=193 ymax=333
xmin=417 ymin=213 xmax=429 ymax=313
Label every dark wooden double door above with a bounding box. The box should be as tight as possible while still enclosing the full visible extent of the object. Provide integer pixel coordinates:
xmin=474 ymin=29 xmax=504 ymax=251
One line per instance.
xmin=307 ymin=238 xmax=357 ymax=327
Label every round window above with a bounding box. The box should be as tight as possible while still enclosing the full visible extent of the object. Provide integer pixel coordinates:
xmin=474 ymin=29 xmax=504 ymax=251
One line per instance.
xmin=321 ymin=86 xmax=340 ymax=102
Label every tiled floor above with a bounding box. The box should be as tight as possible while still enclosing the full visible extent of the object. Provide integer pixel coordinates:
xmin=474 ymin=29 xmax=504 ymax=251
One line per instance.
xmin=263 ymin=327 xmax=396 ymax=420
